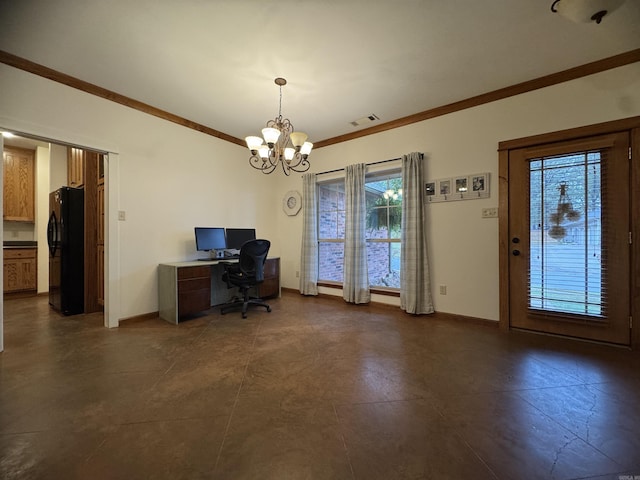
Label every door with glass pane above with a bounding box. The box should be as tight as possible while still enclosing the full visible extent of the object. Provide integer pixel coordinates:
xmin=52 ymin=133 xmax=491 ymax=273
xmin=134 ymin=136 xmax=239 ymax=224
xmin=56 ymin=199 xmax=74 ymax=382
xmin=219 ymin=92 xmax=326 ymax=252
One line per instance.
xmin=508 ymin=132 xmax=630 ymax=345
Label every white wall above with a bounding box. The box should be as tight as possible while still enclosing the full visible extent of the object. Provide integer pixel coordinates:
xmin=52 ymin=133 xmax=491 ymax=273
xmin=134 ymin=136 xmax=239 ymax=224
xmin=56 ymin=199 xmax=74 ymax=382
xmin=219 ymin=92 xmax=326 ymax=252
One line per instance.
xmin=0 ymin=63 xmax=281 ymax=321
xmin=49 ymin=143 xmax=68 ymax=192
xmin=275 ymin=62 xmax=640 ymax=321
xmin=1 ymin=62 xmax=639 ymax=324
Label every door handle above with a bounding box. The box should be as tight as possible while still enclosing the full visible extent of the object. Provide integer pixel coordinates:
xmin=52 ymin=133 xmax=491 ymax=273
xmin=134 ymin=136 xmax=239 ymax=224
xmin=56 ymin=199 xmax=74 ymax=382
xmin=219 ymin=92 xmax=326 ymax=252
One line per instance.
xmin=512 ymin=237 xmax=520 ymax=244
xmin=512 ymin=249 xmax=520 ymax=256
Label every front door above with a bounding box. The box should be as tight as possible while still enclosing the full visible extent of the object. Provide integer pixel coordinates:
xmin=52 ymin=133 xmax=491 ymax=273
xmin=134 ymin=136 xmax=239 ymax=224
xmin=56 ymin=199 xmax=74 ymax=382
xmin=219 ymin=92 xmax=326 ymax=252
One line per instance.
xmin=508 ymin=132 xmax=630 ymax=345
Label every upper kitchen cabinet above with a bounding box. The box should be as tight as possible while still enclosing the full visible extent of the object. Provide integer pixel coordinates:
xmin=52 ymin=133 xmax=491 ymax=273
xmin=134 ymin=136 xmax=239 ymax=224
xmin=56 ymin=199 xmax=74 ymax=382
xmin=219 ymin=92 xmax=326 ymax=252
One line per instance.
xmin=68 ymin=147 xmax=84 ymax=188
xmin=3 ymin=146 xmax=35 ymax=222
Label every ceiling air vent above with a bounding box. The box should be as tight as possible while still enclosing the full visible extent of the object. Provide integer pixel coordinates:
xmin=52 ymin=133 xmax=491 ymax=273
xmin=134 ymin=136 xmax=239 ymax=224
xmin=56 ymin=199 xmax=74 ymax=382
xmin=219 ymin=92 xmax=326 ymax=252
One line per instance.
xmin=350 ymin=114 xmax=379 ymax=127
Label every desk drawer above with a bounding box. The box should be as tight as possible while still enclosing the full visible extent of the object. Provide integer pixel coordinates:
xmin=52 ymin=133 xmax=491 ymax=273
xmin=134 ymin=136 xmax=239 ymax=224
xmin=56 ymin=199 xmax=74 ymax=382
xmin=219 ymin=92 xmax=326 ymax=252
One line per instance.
xmin=178 ymin=277 xmax=210 ymax=293
xmin=178 ymin=288 xmax=210 ymax=316
xmin=177 ymin=266 xmax=210 ymax=280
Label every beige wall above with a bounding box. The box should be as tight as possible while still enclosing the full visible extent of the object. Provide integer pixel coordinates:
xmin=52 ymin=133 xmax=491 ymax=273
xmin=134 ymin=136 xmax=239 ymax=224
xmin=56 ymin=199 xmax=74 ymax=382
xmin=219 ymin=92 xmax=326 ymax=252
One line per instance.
xmin=275 ymin=62 xmax=640 ymax=321
xmin=1 ymin=61 xmax=639 ymax=324
xmin=0 ymin=63 xmax=280 ymax=322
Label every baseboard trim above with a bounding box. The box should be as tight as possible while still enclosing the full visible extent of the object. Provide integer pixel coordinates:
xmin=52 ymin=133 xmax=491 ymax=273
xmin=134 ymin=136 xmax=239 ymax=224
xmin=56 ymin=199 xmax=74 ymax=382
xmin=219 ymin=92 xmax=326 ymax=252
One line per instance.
xmin=431 ymin=311 xmax=499 ymax=328
xmin=3 ymin=290 xmax=38 ymax=300
xmin=281 ymin=287 xmax=498 ymax=325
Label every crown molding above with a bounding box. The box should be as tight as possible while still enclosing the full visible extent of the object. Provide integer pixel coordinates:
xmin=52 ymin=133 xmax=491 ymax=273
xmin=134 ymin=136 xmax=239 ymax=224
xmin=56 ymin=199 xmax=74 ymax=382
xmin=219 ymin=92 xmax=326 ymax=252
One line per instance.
xmin=2 ymin=48 xmax=639 ymax=149
xmin=315 ymin=48 xmax=640 ymax=148
xmin=0 ymin=50 xmax=245 ymax=147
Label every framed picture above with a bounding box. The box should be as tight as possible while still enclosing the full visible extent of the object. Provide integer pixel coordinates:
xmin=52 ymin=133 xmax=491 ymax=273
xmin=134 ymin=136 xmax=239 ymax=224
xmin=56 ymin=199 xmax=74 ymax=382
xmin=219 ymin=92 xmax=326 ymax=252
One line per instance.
xmin=472 ymin=173 xmax=488 ymax=194
xmin=455 ymin=176 xmax=468 ymax=194
xmin=425 ymin=172 xmax=490 ymax=203
xmin=438 ymin=179 xmax=451 ymax=196
xmin=425 ymin=182 xmax=436 ymax=196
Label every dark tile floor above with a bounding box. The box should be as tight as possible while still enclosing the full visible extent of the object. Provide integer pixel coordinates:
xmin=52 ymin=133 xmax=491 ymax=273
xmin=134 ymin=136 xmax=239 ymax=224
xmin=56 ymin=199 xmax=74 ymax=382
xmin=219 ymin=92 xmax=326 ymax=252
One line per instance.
xmin=1 ymin=292 xmax=640 ymax=479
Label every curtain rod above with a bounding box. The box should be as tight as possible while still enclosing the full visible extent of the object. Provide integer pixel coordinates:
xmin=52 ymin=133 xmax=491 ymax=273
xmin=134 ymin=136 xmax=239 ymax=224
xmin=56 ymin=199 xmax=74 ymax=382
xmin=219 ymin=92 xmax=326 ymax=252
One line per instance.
xmin=314 ymin=153 xmax=422 ymax=176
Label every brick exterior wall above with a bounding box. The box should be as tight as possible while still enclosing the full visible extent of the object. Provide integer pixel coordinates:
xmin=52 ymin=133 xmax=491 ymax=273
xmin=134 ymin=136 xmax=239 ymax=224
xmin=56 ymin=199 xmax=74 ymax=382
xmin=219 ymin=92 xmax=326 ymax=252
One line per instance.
xmin=318 ymin=183 xmax=401 ymax=288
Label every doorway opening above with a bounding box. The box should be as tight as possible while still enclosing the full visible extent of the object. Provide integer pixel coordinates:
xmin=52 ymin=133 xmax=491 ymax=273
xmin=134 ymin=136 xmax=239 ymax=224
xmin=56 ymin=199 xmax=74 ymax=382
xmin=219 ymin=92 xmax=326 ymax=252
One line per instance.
xmin=2 ymin=131 xmax=108 ymax=338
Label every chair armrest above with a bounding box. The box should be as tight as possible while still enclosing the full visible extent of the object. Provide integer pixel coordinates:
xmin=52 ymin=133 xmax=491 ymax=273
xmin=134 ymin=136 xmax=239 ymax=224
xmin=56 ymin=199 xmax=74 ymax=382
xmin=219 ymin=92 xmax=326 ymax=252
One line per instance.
xmin=220 ymin=262 xmax=241 ymax=288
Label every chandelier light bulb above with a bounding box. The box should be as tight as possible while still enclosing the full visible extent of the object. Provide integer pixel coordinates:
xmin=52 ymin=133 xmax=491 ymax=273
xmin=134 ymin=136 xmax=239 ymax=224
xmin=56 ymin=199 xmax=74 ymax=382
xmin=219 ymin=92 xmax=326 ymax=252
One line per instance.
xmin=245 ymin=136 xmax=263 ymax=152
xmin=261 ymin=127 xmax=281 ymax=147
xmin=258 ymin=145 xmax=270 ymax=159
xmin=300 ymin=142 xmax=313 ymax=156
xmin=290 ymin=132 xmax=308 ymax=149
xmin=284 ymin=148 xmax=295 ymax=162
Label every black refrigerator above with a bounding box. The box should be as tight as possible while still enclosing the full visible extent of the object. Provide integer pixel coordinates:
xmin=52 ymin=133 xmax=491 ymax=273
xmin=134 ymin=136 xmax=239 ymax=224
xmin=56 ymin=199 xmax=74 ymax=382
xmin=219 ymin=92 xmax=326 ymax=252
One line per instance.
xmin=48 ymin=187 xmax=84 ymax=315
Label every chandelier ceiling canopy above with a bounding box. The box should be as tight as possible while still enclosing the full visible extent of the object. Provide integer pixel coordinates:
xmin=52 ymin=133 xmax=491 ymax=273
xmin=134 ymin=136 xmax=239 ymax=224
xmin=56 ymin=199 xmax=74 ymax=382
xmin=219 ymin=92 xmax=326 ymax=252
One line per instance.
xmin=245 ymin=78 xmax=312 ymax=176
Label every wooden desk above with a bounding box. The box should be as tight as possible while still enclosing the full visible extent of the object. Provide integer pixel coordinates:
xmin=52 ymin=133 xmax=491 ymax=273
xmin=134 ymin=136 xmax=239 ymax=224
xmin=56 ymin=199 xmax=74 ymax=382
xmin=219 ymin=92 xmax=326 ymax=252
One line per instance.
xmin=158 ymin=257 xmax=280 ymax=324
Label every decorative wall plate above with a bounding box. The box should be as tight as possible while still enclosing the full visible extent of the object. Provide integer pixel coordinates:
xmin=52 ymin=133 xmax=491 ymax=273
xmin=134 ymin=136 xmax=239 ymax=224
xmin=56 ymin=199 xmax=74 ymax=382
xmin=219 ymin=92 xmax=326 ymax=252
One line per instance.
xmin=283 ymin=190 xmax=302 ymax=216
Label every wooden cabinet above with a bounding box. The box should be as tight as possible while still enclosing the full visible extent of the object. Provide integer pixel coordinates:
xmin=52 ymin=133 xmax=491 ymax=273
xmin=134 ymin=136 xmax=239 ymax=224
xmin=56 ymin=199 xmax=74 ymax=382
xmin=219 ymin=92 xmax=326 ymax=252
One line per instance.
xmin=158 ymin=258 xmax=280 ymax=324
xmin=177 ymin=266 xmax=211 ymax=317
xmin=158 ymin=263 xmax=213 ymax=324
xmin=3 ymin=147 xmax=35 ymax=222
xmin=258 ymin=258 xmax=280 ymax=298
xmin=68 ymin=147 xmax=84 ymax=188
xmin=4 ymin=248 xmax=37 ymax=293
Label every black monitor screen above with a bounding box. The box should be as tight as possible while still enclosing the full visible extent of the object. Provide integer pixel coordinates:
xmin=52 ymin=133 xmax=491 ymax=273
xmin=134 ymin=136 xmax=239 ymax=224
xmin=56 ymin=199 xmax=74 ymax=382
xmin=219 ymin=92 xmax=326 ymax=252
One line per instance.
xmin=194 ymin=227 xmax=226 ymax=251
xmin=225 ymin=228 xmax=256 ymax=250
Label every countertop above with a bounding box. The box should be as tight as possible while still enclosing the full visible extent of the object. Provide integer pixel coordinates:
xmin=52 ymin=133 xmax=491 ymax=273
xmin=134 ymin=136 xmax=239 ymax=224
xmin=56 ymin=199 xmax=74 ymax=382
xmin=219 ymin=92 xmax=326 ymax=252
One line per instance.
xmin=3 ymin=241 xmax=38 ymax=249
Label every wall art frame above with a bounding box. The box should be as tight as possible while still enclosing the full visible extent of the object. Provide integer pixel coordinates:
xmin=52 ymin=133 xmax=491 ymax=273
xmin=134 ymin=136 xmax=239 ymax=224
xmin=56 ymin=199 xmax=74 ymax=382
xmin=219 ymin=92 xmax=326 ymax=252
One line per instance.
xmin=426 ymin=173 xmax=490 ymax=203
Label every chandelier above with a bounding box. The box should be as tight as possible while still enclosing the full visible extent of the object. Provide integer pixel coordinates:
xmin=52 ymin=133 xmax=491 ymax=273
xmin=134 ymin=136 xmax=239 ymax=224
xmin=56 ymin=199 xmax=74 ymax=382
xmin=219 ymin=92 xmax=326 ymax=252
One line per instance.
xmin=245 ymin=78 xmax=313 ymax=176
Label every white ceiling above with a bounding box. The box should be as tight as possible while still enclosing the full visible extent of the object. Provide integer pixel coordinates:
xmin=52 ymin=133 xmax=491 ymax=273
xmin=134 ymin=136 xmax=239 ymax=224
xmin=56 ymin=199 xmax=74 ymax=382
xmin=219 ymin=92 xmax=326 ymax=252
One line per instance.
xmin=1 ymin=0 xmax=639 ymax=145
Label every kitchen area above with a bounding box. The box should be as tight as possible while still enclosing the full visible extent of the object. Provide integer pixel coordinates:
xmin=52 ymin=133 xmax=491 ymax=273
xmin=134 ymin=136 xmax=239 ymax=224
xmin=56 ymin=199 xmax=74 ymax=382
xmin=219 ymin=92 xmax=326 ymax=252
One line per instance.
xmin=3 ymin=133 xmax=104 ymax=314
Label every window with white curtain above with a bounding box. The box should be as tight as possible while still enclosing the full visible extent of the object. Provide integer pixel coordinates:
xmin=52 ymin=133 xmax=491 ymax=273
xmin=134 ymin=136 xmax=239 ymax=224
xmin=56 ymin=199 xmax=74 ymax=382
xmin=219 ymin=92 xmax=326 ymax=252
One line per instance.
xmin=318 ymin=170 xmax=402 ymax=289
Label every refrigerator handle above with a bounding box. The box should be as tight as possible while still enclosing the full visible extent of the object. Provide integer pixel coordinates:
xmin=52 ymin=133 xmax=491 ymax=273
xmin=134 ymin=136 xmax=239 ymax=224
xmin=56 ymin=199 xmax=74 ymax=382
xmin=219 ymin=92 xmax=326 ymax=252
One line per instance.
xmin=47 ymin=211 xmax=58 ymax=257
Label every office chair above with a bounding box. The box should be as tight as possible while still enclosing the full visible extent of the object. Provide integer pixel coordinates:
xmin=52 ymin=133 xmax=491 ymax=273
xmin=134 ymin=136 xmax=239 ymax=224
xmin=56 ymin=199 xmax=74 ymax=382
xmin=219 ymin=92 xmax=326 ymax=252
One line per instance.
xmin=220 ymin=239 xmax=272 ymax=318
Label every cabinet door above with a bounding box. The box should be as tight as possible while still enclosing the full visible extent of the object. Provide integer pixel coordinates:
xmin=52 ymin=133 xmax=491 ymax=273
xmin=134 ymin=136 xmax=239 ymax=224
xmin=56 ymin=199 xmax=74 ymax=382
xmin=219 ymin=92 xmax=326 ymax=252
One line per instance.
xmin=258 ymin=258 xmax=280 ymax=298
xmin=3 ymin=147 xmax=35 ymax=222
xmin=177 ymin=266 xmax=211 ymax=317
xmin=68 ymin=147 xmax=84 ymax=188
xmin=3 ymin=249 xmax=37 ymax=292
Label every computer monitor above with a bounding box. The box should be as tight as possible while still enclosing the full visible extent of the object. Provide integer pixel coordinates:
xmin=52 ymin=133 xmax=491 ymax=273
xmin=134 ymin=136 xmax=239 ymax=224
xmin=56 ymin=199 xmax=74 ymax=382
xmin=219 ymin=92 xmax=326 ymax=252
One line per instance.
xmin=225 ymin=228 xmax=256 ymax=250
xmin=194 ymin=227 xmax=226 ymax=252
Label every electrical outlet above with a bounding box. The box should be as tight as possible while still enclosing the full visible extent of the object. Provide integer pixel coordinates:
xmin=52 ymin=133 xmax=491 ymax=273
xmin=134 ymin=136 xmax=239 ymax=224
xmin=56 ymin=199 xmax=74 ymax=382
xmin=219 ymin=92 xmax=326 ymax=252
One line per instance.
xmin=118 ymin=210 xmax=126 ymax=221
xmin=439 ymin=284 xmax=447 ymax=295
xmin=481 ymin=207 xmax=498 ymax=218
xmin=296 ymin=271 xmax=300 ymax=278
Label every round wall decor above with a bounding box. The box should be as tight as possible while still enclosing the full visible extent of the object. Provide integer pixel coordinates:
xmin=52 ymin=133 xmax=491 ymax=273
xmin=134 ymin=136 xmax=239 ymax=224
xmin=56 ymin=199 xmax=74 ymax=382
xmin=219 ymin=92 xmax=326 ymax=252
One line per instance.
xmin=283 ymin=190 xmax=302 ymax=216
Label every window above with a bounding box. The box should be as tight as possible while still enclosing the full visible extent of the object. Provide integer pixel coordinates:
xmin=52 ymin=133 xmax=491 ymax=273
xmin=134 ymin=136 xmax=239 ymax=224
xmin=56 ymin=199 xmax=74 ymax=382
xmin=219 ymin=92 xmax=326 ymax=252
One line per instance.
xmin=318 ymin=170 xmax=402 ymax=289
xmin=318 ymin=181 xmax=345 ymax=282
xmin=529 ymin=151 xmax=605 ymax=317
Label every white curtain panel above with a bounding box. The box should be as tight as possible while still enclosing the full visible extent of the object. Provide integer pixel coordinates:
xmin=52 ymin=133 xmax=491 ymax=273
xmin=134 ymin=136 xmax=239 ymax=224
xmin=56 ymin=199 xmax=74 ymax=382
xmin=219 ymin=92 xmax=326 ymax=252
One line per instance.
xmin=299 ymin=173 xmax=319 ymax=295
xmin=343 ymin=163 xmax=370 ymax=304
xmin=400 ymin=152 xmax=434 ymax=314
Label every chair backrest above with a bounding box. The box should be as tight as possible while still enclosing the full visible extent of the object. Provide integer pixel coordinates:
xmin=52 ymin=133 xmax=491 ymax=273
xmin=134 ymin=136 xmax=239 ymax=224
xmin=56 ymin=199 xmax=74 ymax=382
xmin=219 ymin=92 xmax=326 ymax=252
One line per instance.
xmin=238 ymin=239 xmax=271 ymax=282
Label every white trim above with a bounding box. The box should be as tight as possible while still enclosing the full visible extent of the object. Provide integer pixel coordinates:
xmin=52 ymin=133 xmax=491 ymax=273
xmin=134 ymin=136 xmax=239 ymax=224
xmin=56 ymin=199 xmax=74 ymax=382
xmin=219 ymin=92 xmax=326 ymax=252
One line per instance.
xmin=104 ymin=152 xmax=120 ymax=328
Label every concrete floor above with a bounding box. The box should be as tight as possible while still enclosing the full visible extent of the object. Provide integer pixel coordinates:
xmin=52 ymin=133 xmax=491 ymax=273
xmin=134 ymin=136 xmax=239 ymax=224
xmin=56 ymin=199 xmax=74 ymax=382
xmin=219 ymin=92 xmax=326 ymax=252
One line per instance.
xmin=1 ymin=292 xmax=639 ymax=479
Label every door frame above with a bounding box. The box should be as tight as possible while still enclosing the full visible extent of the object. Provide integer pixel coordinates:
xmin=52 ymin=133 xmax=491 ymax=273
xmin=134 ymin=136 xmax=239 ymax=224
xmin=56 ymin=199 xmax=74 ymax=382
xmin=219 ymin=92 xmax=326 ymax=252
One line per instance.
xmin=498 ymin=115 xmax=640 ymax=349
xmin=0 ymin=124 xmax=121 ymax=350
